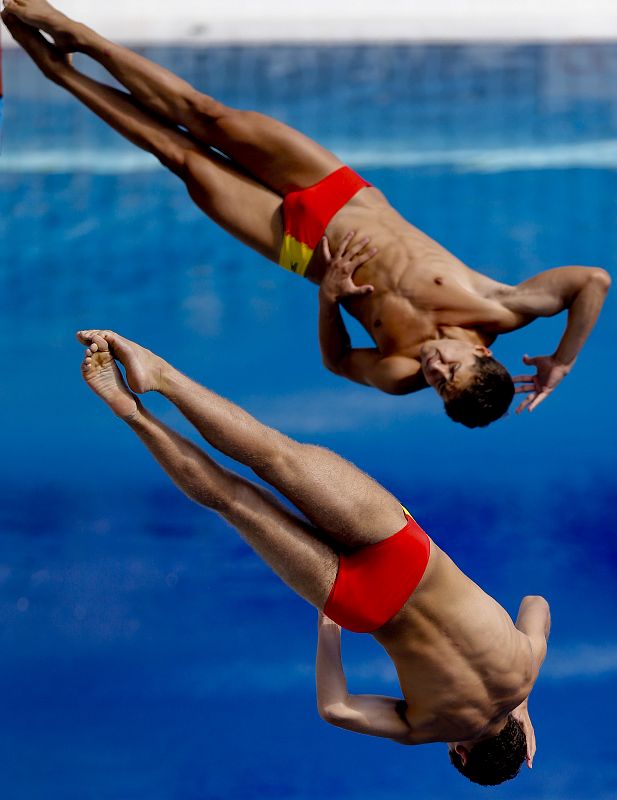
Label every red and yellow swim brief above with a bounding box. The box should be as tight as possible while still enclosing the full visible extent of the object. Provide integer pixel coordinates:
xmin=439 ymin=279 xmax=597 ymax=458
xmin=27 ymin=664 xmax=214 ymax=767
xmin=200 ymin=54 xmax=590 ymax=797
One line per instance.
xmin=278 ymin=166 xmax=371 ymax=277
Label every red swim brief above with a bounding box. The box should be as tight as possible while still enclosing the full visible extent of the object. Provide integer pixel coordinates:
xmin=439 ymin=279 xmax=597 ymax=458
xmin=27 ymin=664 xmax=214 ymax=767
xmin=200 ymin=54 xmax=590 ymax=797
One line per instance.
xmin=324 ymin=513 xmax=431 ymax=633
xmin=278 ymin=166 xmax=371 ymax=277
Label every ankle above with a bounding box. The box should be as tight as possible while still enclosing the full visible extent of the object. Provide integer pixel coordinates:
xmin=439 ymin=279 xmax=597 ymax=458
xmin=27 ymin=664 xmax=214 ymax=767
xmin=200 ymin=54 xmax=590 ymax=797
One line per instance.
xmin=158 ymin=362 xmax=180 ymax=398
xmin=122 ymin=396 xmax=144 ymax=425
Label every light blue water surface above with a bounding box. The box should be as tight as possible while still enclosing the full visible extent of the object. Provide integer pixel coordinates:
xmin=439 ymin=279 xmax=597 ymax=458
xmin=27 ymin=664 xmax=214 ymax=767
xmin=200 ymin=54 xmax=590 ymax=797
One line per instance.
xmin=1 ymin=44 xmax=616 ymax=799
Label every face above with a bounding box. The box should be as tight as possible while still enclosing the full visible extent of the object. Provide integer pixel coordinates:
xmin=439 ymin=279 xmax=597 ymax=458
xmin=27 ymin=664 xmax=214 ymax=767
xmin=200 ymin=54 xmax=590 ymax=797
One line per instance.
xmin=420 ymin=340 xmax=492 ymax=399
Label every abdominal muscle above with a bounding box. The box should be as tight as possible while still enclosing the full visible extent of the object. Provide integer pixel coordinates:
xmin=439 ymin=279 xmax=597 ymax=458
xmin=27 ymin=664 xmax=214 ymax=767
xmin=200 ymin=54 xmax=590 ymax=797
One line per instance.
xmin=320 ymin=189 xmax=501 ymax=354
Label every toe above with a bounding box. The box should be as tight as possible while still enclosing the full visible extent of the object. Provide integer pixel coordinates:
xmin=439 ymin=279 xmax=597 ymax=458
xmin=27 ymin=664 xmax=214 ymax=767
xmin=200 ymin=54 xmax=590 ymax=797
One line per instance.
xmin=91 ymin=333 xmax=109 ymax=352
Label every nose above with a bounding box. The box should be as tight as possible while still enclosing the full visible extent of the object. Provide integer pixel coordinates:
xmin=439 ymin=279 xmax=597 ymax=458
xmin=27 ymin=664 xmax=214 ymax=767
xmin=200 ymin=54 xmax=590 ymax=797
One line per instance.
xmin=436 ymin=347 xmax=456 ymax=365
xmin=432 ymin=361 xmax=449 ymax=378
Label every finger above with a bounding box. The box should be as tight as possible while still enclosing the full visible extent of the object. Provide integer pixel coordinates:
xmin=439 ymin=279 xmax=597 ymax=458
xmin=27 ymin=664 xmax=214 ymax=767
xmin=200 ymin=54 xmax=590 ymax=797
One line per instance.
xmin=353 ymin=284 xmax=375 ymax=295
xmin=320 ymin=236 xmax=332 ymax=262
xmin=346 ymin=236 xmax=371 ymax=259
xmin=523 ymin=354 xmax=538 ymax=366
xmin=515 ymin=393 xmax=536 ymax=414
xmin=351 ymin=248 xmax=378 ymax=269
xmin=514 ymin=384 xmax=536 ymax=393
xmin=511 ymin=375 xmax=535 ymax=383
xmin=336 ymin=230 xmax=355 ymax=257
xmin=527 ymin=392 xmax=548 ymax=412
xmin=527 ymin=737 xmax=536 ymax=767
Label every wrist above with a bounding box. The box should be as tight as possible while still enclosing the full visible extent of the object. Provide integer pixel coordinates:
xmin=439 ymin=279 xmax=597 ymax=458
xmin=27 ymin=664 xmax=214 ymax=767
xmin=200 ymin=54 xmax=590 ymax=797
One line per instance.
xmin=552 ymin=353 xmax=575 ymax=371
xmin=319 ymin=286 xmax=339 ymax=305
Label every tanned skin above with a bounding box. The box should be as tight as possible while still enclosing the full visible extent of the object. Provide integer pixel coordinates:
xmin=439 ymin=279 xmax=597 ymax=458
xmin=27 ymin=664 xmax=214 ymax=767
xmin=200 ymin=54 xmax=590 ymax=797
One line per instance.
xmin=2 ymin=0 xmax=611 ymax=413
xmin=74 ymin=326 xmax=550 ymax=767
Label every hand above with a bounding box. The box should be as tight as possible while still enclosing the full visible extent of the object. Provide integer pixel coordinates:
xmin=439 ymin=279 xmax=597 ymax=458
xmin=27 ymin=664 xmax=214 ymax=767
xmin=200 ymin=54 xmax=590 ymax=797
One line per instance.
xmin=317 ymin=231 xmax=377 ymax=303
xmin=513 ymin=354 xmax=573 ymax=414
xmin=510 ymin=700 xmax=536 ymax=769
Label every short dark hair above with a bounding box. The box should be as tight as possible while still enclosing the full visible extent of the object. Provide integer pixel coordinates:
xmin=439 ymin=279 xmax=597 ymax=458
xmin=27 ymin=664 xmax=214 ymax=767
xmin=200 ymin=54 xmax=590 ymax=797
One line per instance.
xmin=448 ymin=715 xmax=526 ymax=786
xmin=444 ymin=355 xmax=514 ymax=428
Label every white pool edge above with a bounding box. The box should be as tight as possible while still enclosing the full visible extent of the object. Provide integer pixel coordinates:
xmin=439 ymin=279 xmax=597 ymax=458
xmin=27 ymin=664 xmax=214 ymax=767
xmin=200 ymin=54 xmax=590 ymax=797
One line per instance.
xmin=2 ymin=7 xmax=617 ymax=46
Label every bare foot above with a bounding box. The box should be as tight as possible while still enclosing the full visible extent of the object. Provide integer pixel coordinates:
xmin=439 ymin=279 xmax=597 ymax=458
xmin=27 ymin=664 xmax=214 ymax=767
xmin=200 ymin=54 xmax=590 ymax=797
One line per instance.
xmin=76 ymin=330 xmax=166 ymax=394
xmin=1 ymin=9 xmax=71 ymax=71
xmin=3 ymin=0 xmax=82 ymax=51
xmin=81 ymin=334 xmax=139 ymax=419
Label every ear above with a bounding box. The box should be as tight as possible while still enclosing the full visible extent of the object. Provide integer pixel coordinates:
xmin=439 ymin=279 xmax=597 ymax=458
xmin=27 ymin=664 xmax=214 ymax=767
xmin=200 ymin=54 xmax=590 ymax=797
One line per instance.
xmin=474 ymin=345 xmax=492 ymax=357
xmin=455 ymin=744 xmax=469 ymax=767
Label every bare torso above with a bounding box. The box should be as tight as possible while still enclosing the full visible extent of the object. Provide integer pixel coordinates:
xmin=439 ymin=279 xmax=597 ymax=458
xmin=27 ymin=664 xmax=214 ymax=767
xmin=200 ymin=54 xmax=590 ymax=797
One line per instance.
xmin=371 ymin=542 xmax=536 ymax=744
xmin=307 ymin=187 xmax=511 ymax=357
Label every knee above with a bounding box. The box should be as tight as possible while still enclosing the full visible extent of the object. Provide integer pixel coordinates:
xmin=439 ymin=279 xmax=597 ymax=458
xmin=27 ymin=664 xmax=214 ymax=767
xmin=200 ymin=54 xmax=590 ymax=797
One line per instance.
xmin=181 ymin=460 xmax=236 ymax=513
xmin=251 ymin=434 xmax=303 ymax=481
xmin=186 ymin=90 xmax=229 ymax=124
xmin=157 ymin=138 xmax=199 ymax=177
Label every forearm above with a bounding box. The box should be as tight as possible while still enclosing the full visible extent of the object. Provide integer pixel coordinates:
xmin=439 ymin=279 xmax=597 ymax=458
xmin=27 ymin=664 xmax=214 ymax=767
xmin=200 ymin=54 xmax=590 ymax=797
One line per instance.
xmin=553 ymin=270 xmax=611 ymax=365
xmin=318 ymin=290 xmax=352 ymax=373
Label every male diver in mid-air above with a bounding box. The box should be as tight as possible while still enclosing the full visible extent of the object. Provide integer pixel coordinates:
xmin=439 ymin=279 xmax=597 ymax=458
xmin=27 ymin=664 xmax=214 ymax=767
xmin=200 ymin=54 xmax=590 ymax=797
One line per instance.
xmin=74 ymin=325 xmax=551 ymax=785
xmin=2 ymin=1 xmax=611 ymax=426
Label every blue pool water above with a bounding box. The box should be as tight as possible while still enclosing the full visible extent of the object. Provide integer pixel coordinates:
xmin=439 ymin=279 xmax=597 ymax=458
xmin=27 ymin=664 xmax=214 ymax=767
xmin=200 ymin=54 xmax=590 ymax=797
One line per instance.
xmin=1 ymin=44 xmax=616 ymax=799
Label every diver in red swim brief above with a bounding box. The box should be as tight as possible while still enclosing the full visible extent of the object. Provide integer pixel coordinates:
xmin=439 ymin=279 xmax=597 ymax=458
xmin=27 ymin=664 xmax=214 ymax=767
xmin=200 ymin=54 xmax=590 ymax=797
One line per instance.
xmin=79 ymin=326 xmax=550 ymax=787
xmin=324 ymin=511 xmax=430 ymax=633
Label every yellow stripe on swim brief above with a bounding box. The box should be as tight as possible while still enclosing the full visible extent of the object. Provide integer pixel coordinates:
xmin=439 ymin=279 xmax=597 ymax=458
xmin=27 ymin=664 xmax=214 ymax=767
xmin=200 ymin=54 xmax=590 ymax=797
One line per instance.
xmin=401 ymin=504 xmax=418 ymax=523
xmin=279 ymin=234 xmax=314 ymax=277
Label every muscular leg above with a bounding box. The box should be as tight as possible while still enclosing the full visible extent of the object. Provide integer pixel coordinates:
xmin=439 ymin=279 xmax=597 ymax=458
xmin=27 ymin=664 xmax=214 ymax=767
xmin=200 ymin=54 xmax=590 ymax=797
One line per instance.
xmin=79 ymin=338 xmax=338 ymax=609
xmin=5 ymin=0 xmax=344 ymax=194
xmin=2 ymin=13 xmax=283 ymax=260
xmin=78 ymin=331 xmax=407 ymax=550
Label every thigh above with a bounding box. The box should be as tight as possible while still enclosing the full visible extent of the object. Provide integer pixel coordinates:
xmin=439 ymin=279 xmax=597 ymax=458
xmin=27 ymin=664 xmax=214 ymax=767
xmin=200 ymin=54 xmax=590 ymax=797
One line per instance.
xmin=253 ymin=438 xmax=408 ymax=551
xmin=197 ymin=108 xmax=345 ymax=195
xmin=223 ymin=475 xmax=339 ymax=611
xmin=183 ymin=148 xmax=284 ymax=262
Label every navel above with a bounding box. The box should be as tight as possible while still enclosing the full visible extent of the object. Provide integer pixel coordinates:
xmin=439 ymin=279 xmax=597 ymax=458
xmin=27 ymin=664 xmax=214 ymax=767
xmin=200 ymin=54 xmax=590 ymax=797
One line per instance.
xmin=434 ymin=277 xmax=444 ymax=286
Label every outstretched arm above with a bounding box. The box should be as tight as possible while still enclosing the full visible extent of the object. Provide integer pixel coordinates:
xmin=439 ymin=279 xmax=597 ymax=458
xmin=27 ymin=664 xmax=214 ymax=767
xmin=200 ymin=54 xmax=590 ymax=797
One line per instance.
xmin=512 ymin=595 xmax=552 ymax=768
xmin=315 ymin=613 xmax=413 ymax=742
xmin=317 ymin=234 xmax=424 ymax=394
xmin=501 ymin=266 xmax=611 ymax=413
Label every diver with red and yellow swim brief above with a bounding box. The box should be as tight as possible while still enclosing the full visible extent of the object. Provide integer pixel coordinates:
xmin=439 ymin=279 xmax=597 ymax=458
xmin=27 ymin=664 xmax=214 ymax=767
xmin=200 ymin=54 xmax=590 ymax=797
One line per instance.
xmin=279 ymin=166 xmax=372 ymax=277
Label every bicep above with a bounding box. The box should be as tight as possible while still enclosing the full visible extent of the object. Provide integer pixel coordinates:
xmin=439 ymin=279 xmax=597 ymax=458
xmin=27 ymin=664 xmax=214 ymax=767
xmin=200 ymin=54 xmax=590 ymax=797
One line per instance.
xmin=337 ymin=351 xmax=425 ymax=394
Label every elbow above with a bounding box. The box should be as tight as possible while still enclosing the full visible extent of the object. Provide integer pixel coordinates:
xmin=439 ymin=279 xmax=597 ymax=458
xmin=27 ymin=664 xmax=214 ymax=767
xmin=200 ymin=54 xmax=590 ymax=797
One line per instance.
xmin=522 ymin=595 xmax=550 ymax=613
xmin=322 ymin=356 xmax=344 ymax=376
xmin=523 ymin=594 xmax=549 ymax=605
xmin=318 ymin=701 xmax=351 ymax=727
xmin=589 ymin=268 xmax=611 ymax=293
